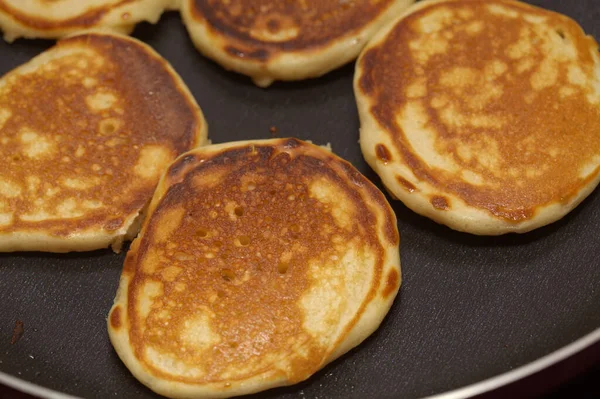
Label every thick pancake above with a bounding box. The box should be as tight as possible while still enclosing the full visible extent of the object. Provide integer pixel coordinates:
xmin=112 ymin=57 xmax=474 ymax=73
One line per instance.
xmin=355 ymin=0 xmax=600 ymax=235
xmin=0 ymin=0 xmax=176 ymax=42
xmin=108 ymin=138 xmax=400 ymax=398
xmin=180 ymin=0 xmax=415 ymax=87
xmin=0 ymin=31 xmax=207 ymax=252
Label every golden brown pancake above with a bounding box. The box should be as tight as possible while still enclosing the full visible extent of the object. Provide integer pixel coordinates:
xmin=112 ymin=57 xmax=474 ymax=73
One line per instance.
xmin=180 ymin=0 xmax=415 ymax=87
xmin=0 ymin=31 xmax=207 ymax=252
xmin=0 ymin=0 xmax=176 ymax=42
xmin=355 ymin=0 xmax=600 ymax=235
xmin=108 ymin=138 xmax=401 ymax=398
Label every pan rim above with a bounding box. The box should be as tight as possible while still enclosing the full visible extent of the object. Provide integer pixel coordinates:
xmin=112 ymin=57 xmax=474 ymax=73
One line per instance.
xmin=0 ymin=372 xmax=80 ymax=399
xmin=0 ymin=327 xmax=598 ymax=399
xmin=424 ymin=327 xmax=600 ymax=399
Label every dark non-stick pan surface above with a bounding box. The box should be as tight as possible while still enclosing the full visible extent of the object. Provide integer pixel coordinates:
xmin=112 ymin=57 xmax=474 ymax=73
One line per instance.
xmin=1 ymin=1 xmax=599 ymax=398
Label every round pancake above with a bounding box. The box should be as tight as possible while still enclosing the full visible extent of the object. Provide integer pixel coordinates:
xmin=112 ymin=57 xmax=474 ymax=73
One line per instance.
xmin=0 ymin=0 xmax=176 ymax=42
xmin=180 ymin=0 xmax=415 ymax=87
xmin=0 ymin=31 xmax=207 ymax=252
xmin=355 ymin=0 xmax=600 ymax=235
xmin=108 ymin=138 xmax=401 ymax=398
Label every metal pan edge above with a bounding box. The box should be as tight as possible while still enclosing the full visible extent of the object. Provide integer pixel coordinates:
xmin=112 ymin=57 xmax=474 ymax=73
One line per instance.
xmin=2 ymin=327 xmax=599 ymax=399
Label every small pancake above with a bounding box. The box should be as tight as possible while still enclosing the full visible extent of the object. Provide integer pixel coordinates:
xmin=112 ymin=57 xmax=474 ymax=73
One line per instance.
xmin=108 ymin=138 xmax=400 ymax=398
xmin=180 ymin=0 xmax=415 ymax=87
xmin=0 ymin=31 xmax=207 ymax=252
xmin=355 ymin=0 xmax=600 ymax=235
xmin=0 ymin=0 xmax=176 ymax=42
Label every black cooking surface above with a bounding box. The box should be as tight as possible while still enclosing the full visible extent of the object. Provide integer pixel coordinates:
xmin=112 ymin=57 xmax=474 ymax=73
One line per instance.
xmin=1 ymin=1 xmax=600 ymax=398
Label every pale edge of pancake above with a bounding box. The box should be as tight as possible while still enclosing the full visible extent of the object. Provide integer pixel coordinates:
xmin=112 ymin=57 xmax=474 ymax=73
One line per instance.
xmin=0 ymin=31 xmax=207 ymax=253
xmin=107 ymin=139 xmax=401 ymax=398
xmin=354 ymin=0 xmax=600 ymax=235
xmin=180 ymin=0 xmax=415 ymax=87
xmin=0 ymin=0 xmax=178 ymax=42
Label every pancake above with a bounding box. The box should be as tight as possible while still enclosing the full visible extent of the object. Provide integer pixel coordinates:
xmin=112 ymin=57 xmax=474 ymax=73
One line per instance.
xmin=108 ymin=138 xmax=400 ymax=398
xmin=180 ymin=0 xmax=415 ymax=87
xmin=355 ymin=0 xmax=600 ymax=235
xmin=0 ymin=31 xmax=207 ymax=252
xmin=0 ymin=0 xmax=176 ymax=42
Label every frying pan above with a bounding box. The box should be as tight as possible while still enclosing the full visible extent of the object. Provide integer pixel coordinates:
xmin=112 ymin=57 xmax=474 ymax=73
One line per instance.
xmin=1 ymin=1 xmax=599 ymax=398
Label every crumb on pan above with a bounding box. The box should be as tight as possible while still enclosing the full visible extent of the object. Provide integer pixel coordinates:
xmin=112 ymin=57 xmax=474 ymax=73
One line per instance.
xmin=11 ymin=320 xmax=24 ymax=344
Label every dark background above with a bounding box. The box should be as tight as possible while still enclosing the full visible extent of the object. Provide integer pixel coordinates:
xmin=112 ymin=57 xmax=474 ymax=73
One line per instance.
xmin=1 ymin=1 xmax=599 ymax=398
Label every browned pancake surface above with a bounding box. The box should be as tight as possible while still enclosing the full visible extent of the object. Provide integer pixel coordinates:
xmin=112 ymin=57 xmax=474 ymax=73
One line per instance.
xmin=0 ymin=0 xmax=139 ymax=29
xmin=0 ymin=33 xmax=203 ymax=237
xmin=359 ymin=0 xmax=600 ymax=222
xmin=189 ymin=0 xmax=401 ymax=60
xmin=113 ymin=139 xmax=398 ymax=384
